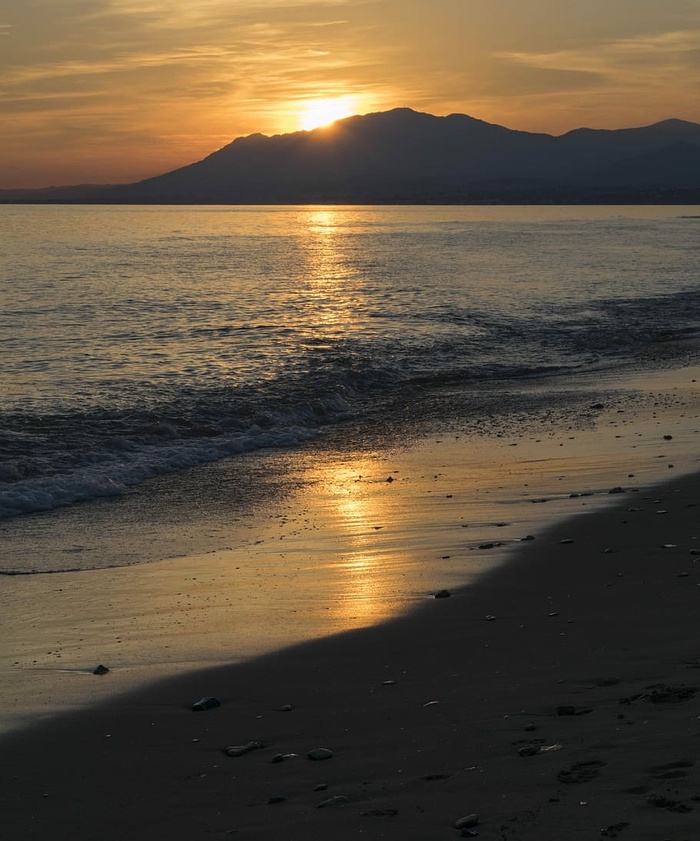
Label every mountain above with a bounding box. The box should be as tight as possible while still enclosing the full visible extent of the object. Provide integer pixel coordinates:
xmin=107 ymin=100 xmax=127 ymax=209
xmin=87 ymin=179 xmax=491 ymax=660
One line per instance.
xmin=4 ymin=109 xmax=700 ymax=204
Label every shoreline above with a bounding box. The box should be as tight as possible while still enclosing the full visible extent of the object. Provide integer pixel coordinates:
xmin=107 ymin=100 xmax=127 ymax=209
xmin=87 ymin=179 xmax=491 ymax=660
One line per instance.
xmin=0 ymin=364 xmax=699 ymax=738
xmin=2 ymin=465 xmax=700 ymax=839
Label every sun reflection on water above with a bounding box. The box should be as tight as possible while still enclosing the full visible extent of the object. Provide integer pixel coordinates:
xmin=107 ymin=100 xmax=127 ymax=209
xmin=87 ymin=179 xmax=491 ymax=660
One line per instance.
xmin=309 ymin=459 xmax=407 ymax=627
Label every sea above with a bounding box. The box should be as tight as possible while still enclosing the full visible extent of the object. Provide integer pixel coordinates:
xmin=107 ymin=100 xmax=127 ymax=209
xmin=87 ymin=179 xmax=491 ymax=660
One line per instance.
xmin=2 ymin=204 xmax=700 ymax=574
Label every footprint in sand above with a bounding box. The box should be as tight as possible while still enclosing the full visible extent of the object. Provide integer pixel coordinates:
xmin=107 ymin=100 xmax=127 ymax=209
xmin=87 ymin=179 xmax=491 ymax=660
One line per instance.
xmin=557 ymin=759 xmax=607 ymax=784
xmin=646 ymin=759 xmax=695 ymax=780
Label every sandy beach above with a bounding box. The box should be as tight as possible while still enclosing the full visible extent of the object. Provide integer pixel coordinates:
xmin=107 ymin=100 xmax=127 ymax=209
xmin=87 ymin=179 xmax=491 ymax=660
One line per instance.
xmin=2 ymin=365 xmax=700 ymax=840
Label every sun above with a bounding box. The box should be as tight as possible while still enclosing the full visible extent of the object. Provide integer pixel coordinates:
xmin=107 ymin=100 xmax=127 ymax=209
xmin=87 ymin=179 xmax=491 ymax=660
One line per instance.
xmin=298 ymin=97 xmax=356 ymax=131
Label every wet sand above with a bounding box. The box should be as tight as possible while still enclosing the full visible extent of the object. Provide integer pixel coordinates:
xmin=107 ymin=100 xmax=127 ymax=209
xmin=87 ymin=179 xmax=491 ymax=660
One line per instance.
xmin=2 ymin=366 xmax=700 ymax=839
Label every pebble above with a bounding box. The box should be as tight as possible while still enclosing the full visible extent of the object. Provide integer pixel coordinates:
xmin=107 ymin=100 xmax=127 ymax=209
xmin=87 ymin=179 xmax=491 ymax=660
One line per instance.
xmin=317 ymin=795 xmax=348 ymax=808
xmin=454 ymin=814 xmax=479 ymax=829
xmin=314 ymin=783 xmax=328 ymax=792
xmin=434 ymin=589 xmax=451 ymax=599
xmin=278 ymin=704 xmax=293 ymax=712
xmin=92 ymin=664 xmax=109 ymax=675
xmin=521 ymin=534 xmax=536 ymax=541
xmin=225 ymin=741 xmax=263 ymax=757
xmin=307 ymin=748 xmax=333 ymax=761
xmin=518 ymin=745 xmax=540 ymax=757
xmin=484 ymin=614 xmax=497 ymax=621
xmin=608 ymin=486 xmax=625 ymax=494
xmin=192 ymin=696 xmax=220 ymax=711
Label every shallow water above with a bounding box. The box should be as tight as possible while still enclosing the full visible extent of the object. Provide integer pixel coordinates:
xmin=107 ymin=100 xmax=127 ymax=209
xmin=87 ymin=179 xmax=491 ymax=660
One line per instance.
xmin=2 ymin=204 xmax=700 ymax=560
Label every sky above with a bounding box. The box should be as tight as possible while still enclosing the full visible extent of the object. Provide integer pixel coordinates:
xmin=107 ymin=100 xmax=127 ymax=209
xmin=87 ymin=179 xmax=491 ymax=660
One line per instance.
xmin=2 ymin=0 xmax=700 ymax=189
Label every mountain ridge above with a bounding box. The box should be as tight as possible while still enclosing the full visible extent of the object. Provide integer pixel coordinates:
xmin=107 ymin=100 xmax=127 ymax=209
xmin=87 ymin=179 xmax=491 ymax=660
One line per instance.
xmin=3 ymin=108 xmax=700 ymax=204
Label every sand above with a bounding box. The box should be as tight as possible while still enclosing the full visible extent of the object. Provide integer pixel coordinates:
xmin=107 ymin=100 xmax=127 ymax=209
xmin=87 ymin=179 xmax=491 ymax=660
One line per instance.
xmin=2 ymin=366 xmax=700 ymax=839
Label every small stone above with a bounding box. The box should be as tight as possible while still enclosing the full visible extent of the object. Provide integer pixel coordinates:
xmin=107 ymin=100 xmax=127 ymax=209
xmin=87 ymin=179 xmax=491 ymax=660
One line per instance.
xmin=271 ymin=754 xmax=285 ymax=763
xmin=308 ymin=748 xmax=333 ymax=761
xmin=454 ymin=814 xmax=479 ymax=829
xmin=608 ymin=486 xmax=625 ymax=494
xmin=382 ymin=679 xmax=396 ymax=685
xmin=317 ymin=795 xmax=348 ymax=808
xmin=278 ymin=704 xmax=293 ymax=712
xmin=560 ymin=539 xmax=574 ymax=545
xmin=434 ymin=589 xmax=451 ymax=599
xmin=192 ymin=696 xmax=220 ymax=711
xmin=225 ymin=741 xmax=263 ymax=757
xmin=484 ymin=614 xmax=497 ymax=621
xmin=92 ymin=664 xmax=109 ymax=675
xmin=518 ymin=745 xmax=540 ymax=757
xmin=663 ymin=435 xmax=673 ymax=440
xmin=385 ymin=476 xmax=394 ymax=483
xmin=314 ymin=783 xmax=328 ymax=792
xmin=524 ymin=724 xmax=537 ymax=732
xmin=521 ymin=534 xmax=536 ymax=541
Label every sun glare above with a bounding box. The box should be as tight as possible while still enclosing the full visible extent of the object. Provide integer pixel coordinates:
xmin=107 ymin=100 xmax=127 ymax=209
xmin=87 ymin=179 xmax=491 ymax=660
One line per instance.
xmin=298 ymin=97 xmax=356 ymax=131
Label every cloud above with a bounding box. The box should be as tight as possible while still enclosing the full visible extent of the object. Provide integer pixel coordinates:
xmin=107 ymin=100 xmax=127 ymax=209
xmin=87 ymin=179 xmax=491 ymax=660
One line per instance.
xmin=498 ymin=28 xmax=700 ymax=78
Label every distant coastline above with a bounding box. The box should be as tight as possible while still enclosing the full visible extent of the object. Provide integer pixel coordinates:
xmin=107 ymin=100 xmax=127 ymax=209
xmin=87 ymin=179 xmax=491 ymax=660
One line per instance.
xmin=3 ymin=108 xmax=700 ymax=205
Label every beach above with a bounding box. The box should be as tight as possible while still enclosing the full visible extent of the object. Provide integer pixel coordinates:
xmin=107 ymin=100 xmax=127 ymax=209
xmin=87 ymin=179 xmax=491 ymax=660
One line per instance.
xmin=2 ymin=363 xmax=700 ymax=840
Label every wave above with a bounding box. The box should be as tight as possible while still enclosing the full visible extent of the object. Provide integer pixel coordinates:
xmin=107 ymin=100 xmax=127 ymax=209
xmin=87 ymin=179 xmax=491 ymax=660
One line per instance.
xmin=2 ymin=285 xmax=699 ymax=520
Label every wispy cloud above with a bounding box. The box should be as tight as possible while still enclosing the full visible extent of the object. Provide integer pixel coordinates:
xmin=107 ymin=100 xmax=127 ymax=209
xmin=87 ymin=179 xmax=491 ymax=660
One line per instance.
xmin=498 ymin=28 xmax=700 ymax=78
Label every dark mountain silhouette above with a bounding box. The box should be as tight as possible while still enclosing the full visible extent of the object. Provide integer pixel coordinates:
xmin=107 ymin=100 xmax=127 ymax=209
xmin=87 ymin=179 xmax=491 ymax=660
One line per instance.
xmin=4 ymin=108 xmax=700 ymax=204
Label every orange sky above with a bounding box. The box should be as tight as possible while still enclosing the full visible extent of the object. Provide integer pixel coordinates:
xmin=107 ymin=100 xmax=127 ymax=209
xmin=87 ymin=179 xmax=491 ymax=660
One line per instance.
xmin=2 ymin=0 xmax=700 ymax=189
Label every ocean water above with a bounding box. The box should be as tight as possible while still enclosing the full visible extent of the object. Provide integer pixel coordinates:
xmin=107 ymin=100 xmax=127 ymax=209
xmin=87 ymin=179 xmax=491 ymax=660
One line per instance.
xmin=2 ymin=204 xmax=700 ymax=541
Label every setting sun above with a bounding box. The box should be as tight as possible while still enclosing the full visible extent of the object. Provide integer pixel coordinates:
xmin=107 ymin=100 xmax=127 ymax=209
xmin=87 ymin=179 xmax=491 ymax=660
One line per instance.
xmin=298 ymin=97 xmax=357 ymax=131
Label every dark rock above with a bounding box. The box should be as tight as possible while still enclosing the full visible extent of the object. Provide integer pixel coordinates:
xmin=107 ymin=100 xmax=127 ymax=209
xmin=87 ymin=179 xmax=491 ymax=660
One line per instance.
xmin=608 ymin=486 xmax=625 ymax=494
xmin=308 ymin=748 xmax=333 ymax=761
xmin=454 ymin=814 xmax=479 ymax=829
xmin=314 ymin=783 xmax=328 ymax=792
xmin=434 ymin=589 xmax=451 ymax=599
xmin=601 ymin=822 xmax=630 ymax=836
xmin=92 ymin=664 xmax=109 ymax=675
xmin=192 ymin=696 xmax=220 ymax=711
xmin=518 ymin=745 xmax=540 ymax=757
xmin=317 ymin=795 xmax=348 ymax=808
xmin=225 ymin=741 xmax=263 ymax=757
